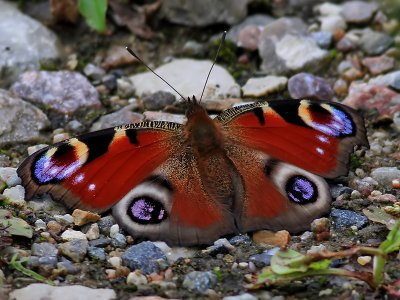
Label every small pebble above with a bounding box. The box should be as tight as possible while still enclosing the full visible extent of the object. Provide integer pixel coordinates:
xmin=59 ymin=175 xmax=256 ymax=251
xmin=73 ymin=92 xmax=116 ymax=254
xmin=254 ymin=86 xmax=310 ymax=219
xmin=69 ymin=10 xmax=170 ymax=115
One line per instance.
xmin=34 ymin=219 xmax=47 ymax=231
xmin=54 ymin=214 xmax=74 ymax=226
xmin=108 ymin=256 xmax=122 ymax=268
xmin=357 ymin=256 xmax=372 ymax=266
xmin=109 ymin=224 xmax=120 ymax=238
xmin=238 ymin=262 xmax=248 ymax=269
xmin=311 ymin=218 xmax=330 ymax=233
xmin=61 ymin=229 xmax=87 ymax=241
xmin=72 ymin=209 xmax=101 ymax=226
xmin=126 ymin=271 xmax=148 ymax=285
xmin=88 ymin=246 xmax=107 ymax=262
xmin=86 ymin=223 xmax=100 ymax=240
xmin=252 ymin=230 xmax=291 ymax=248
xmin=47 ymin=220 xmax=62 ymax=234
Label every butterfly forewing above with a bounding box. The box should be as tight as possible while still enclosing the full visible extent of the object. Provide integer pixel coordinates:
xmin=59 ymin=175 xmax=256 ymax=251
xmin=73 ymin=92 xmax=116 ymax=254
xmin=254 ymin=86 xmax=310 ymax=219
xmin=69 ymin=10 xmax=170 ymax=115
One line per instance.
xmin=17 ymin=121 xmax=184 ymax=213
xmin=217 ymin=99 xmax=368 ymax=178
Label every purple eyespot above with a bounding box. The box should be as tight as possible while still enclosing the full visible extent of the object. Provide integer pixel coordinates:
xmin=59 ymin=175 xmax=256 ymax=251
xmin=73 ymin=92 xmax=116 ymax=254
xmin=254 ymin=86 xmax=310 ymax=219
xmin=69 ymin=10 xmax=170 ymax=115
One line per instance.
xmin=127 ymin=197 xmax=167 ymax=225
xmin=286 ymin=175 xmax=318 ymax=204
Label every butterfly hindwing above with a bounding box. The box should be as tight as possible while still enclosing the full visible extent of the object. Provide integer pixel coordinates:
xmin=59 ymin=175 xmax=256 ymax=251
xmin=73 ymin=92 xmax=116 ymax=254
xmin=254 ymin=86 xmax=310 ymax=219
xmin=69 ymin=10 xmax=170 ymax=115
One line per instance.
xmin=225 ymin=143 xmax=331 ymax=233
xmin=111 ymin=149 xmax=237 ymax=246
xmin=17 ymin=121 xmax=184 ymax=213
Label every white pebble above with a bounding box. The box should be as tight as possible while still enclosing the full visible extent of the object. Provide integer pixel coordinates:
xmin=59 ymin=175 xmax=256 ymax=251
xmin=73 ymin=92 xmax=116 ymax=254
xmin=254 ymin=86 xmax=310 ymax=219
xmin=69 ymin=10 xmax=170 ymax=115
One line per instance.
xmin=109 ymin=224 xmax=119 ymax=238
xmin=357 ymin=256 xmax=371 ymax=266
xmin=3 ymin=185 xmax=26 ymax=206
xmin=126 ymin=271 xmax=148 ymax=285
xmin=86 ymin=223 xmax=100 ymax=240
xmin=61 ymin=229 xmax=87 ymax=241
xmin=0 ymin=167 xmax=21 ymax=186
xmin=350 ymin=190 xmax=362 ymax=199
xmin=34 ymin=219 xmax=46 ymax=231
xmin=54 ymin=214 xmax=74 ymax=226
xmin=238 ymin=262 xmax=248 ymax=269
xmin=108 ymin=256 xmax=122 ymax=268
xmin=27 ymin=144 xmax=48 ymax=156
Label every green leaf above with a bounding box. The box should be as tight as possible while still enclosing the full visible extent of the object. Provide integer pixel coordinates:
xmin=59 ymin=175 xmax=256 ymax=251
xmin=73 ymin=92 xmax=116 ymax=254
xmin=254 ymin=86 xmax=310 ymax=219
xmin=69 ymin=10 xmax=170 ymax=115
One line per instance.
xmin=379 ymin=221 xmax=400 ymax=254
xmin=271 ymin=249 xmax=308 ymax=274
xmin=9 ymin=254 xmax=54 ymax=285
xmin=78 ymin=0 xmax=107 ymax=33
xmin=271 ymin=249 xmax=331 ymax=275
xmin=0 ymin=209 xmax=33 ymax=238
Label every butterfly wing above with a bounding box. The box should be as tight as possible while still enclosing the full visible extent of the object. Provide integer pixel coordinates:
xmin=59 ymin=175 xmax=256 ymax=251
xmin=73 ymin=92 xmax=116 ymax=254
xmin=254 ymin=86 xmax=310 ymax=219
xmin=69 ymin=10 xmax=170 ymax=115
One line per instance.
xmin=18 ymin=120 xmax=237 ymax=245
xmin=217 ymin=99 xmax=368 ymax=178
xmin=17 ymin=121 xmax=184 ymax=212
xmin=111 ymin=149 xmax=237 ymax=246
xmin=217 ymin=99 xmax=368 ymax=233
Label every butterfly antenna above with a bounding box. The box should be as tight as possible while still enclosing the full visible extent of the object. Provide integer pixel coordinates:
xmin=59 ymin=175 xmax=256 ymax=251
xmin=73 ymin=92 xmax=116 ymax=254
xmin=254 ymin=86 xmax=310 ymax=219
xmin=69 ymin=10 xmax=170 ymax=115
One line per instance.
xmin=199 ymin=31 xmax=227 ymax=103
xmin=126 ymin=47 xmax=187 ymax=102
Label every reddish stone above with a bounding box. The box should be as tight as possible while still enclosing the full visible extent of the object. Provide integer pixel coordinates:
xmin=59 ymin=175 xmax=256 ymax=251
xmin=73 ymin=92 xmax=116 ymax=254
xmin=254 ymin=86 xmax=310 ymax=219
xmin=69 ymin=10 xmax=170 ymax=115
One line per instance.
xmin=288 ymin=72 xmax=333 ymax=100
xmin=237 ymin=25 xmax=262 ymax=51
xmin=342 ymin=83 xmax=400 ymax=115
xmin=362 ymin=55 xmax=394 ymax=75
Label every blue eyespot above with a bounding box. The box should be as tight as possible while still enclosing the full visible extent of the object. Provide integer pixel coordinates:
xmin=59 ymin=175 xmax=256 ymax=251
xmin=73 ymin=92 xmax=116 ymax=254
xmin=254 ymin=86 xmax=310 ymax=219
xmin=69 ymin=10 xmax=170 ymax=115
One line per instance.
xmin=286 ymin=175 xmax=318 ymax=204
xmin=127 ymin=197 xmax=167 ymax=225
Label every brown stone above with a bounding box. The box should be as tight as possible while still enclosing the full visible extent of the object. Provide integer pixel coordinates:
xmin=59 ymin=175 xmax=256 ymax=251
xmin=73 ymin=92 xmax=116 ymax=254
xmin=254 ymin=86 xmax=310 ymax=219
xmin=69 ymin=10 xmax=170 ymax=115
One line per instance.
xmin=362 ymin=55 xmax=394 ymax=75
xmin=252 ymin=230 xmax=291 ymax=248
xmin=72 ymin=209 xmax=101 ymax=226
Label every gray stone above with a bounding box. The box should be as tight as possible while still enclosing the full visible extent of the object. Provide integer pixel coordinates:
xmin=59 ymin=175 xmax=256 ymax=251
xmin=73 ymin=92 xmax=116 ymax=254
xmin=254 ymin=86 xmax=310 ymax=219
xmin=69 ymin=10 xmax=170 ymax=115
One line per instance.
xmin=59 ymin=239 xmax=88 ymax=263
xmin=330 ymin=185 xmax=353 ymax=199
xmin=2 ymin=185 xmax=25 ymax=206
xmin=88 ymin=246 xmax=107 ymax=262
xmin=0 ymin=167 xmax=21 ymax=187
xmin=226 ymin=14 xmax=275 ymax=45
xmin=90 ymin=103 xmax=143 ymax=132
xmin=249 ymin=247 xmax=279 ymax=268
xmin=97 ymin=216 xmax=115 ymax=236
xmin=160 ymin=0 xmax=250 ymax=27
xmin=242 ymin=76 xmax=287 ymax=97
xmin=310 ymin=31 xmax=333 ymax=49
xmin=371 ymin=167 xmax=400 ymax=187
xmin=0 ymin=89 xmax=49 ymax=146
xmin=331 ymin=209 xmax=368 ymax=229
xmin=341 ymin=1 xmax=378 ymax=24
xmin=0 ymin=1 xmax=61 ymax=87
xmin=129 ymin=59 xmax=240 ymax=102
xmin=288 ymin=72 xmax=333 ymax=100
xmin=31 ymin=242 xmax=58 ymax=257
xmin=360 ymin=30 xmax=393 ymax=56
xmin=89 ymin=236 xmax=112 ymax=248
xmin=318 ymin=15 xmax=347 ymax=33
xmin=229 ymin=235 xmax=252 ymax=246
xmin=223 ymin=293 xmax=258 ymax=300
xmin=258 ymin=18 xmax=329 ymax=74
xmin=83 ymin=64 xmax=106 ymax=81
xmin=316 ymin=3 xmax=342 ymax=16
xmin=122 ymin=241 xmax=168 ymax=274
xmin=182 ymin=40 xmax=206 ymax=57
xmin=8 ymin=283 xmax=116 ymax=300
xmin=102 ymin=74 xmax=117 ymax=91
xmin=142 ymin=91 xmax=176 ymax=110
xmin=37 ymin=256 xmax=58 ymax=274
xmin=369 ymin=71 xmax=400 ymax=91
xmin=111 ymin=233 xmax=127 ymax=248
xmin=10 ymin=70 xmax=102 ymax=122
xmin=182 ymin=271 xmax=217 ymax=294
xmin=56 ymin=261 xmax=81 ymax=275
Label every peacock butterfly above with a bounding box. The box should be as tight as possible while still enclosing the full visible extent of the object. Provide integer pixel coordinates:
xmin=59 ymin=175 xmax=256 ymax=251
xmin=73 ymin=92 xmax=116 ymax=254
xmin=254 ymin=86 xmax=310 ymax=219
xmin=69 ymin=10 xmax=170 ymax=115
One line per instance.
xmin=16 ymin=38 xmax=368 ymax=246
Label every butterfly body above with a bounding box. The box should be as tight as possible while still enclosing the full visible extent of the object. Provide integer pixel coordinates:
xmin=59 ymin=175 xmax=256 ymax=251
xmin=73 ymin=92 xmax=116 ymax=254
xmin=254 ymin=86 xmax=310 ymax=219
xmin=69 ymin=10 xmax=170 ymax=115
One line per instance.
xmin=17 ymin=98 xmax=368 ymax=245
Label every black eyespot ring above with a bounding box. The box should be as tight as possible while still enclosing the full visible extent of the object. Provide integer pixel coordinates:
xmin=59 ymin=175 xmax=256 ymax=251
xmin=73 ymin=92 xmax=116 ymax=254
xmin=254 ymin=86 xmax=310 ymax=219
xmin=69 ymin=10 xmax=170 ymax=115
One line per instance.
xmin=127 ymin=196 xmax=168 ymax=225
xmin=286 ymin=175 xmax=318 ymax=204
